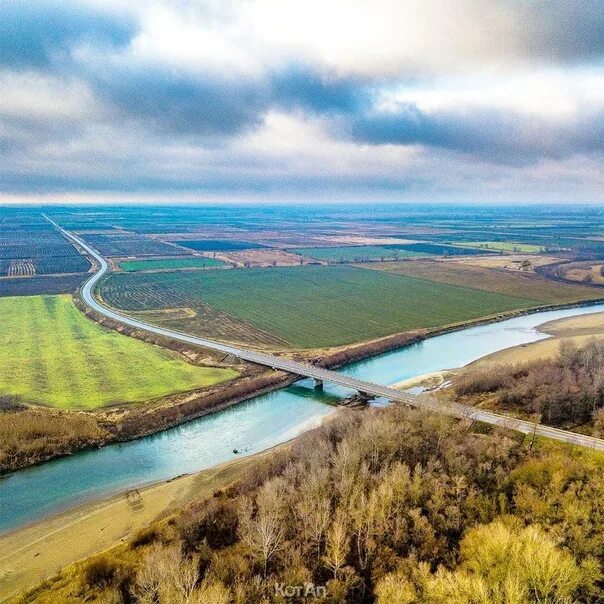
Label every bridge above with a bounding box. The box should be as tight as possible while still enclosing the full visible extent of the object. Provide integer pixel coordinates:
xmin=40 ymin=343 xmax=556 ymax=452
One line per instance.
xmin=48 ymin=216 xmax=604 ymax=452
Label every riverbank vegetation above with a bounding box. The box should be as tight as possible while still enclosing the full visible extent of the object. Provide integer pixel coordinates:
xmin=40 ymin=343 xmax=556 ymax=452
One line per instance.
xmin=20 ymin=403 xmax=604 ymax=603
xmin=0 ymin=295 xmax=237 ymax=409
xmin=0 ymin=403 xmax=109 ymax=472
xmin=454 ymin=339 xmax=604 ymax=430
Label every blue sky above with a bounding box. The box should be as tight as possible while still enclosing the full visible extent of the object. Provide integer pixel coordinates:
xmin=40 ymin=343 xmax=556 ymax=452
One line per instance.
xmin=1 ymin=0 xmax=603 ymax=204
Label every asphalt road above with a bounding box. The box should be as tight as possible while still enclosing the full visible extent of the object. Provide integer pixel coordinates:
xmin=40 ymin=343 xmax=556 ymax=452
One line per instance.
xmin=48 ymin=216 xmax=604 ymax=452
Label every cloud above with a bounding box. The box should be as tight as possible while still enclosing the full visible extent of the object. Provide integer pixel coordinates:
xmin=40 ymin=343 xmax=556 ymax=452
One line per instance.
xmin=0 ymin=0 xmax=603 ymax=202
xmin=351 ymin=70 xmax=604 ymax=162
xmin=219 ymin=0 xmax=604 ymax=77
xmin=0 ymin=0 xmax=134 ymax=68
xmin=94 ymin=65 xmax=268 ymax=137
xmin=352 ymin=101 xmax=604 ymax=164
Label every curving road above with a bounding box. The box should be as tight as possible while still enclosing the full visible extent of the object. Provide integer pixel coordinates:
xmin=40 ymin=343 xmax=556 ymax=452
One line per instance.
xmin=47 ymin=215 xmax=604 ymax=451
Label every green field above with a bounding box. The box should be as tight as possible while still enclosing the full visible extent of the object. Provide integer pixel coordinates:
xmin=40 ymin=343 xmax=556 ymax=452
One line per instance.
xmin=291 ymin=246 xmax=425 ymax=262
xmin=101 ymin=265 xmax=544 ymax=348
xmin=0 ymin=295 xmax=237 ymax=409
xmin=119 ymin=257 xmax=225 ymax=272
xmin=455 ymin=241 xmax=546 ymax=253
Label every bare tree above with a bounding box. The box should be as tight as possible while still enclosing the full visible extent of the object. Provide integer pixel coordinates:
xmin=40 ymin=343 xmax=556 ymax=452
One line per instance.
xmin=295 ymin=494 xmax=331 ymax=560
xmin=133 ymin=543 xmax=199 ymax=604
xmin=163 ymin=547 xmax=199 ymax=604
xmin=132 ymin=544 xmax=165 ymax=604
xmin=238 ymin=478 xmax=287 ymax=575
xmin=323 ymin=511 xmax=350 ymax=579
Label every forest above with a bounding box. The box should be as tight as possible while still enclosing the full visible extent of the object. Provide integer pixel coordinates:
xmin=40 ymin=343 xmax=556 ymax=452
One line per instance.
xmin=25 ymin=402 xmax=604 ymax=603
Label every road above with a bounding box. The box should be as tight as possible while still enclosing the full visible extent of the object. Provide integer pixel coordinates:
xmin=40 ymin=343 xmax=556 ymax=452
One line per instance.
xmin=47 ymin=216 xmax=604 ymax=451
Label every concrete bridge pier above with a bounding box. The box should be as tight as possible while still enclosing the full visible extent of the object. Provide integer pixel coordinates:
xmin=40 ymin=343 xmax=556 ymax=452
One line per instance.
xmin=313 ymin=378 xmax=324 ymax=390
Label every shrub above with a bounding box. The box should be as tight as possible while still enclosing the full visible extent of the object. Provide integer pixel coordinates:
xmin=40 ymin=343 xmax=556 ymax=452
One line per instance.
xmin=0 ymin=396 xmax=26 ymax=411
xmin=130 ymin=526 xmax=161 ymax=549
xmin=0 ymin=409 xmax=108 ymax=472
xmin=179 ymin=498 xmax=239 ymax=552
xmin=454 ymin=340 xmax=604 ymax=427
xmin=454 ymin=366 xmax=515 ymax=395
xmin=83 ymin=555 xmax=123 ymax=589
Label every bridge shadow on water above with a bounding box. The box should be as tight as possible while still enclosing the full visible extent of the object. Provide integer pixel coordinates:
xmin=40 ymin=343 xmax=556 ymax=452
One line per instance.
xmin=286 ymin=383 xmax=344 ymax=406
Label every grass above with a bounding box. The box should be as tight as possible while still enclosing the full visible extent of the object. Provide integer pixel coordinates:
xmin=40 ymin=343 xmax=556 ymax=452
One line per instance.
xmin=119 ymin=257 xmax=225 ymax=272
xmin=455 ymin=241 xmax=546 ymax=253
xmin=0 ymin=295 xmax=237 ymax=409
xmin=364 ymin=260 xmax=604 ymax=304
xmin=101 ymin=265 xmax=544 ymax=348
xmin=290 ymin=246 xmax=425 ymax=262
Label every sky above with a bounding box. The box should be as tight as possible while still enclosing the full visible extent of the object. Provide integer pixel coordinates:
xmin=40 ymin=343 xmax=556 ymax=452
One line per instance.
xmin=1 ymin=0 xmax=604 ymax=204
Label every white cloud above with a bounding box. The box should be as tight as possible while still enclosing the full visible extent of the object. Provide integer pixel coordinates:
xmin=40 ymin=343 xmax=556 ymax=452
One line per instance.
xmin=377 ymin=69 xmax=604 ymax=119
xmin=75 ymin=0 xmax=603 ymax=79
xmin=241 ymin=0 xmax=515 ymax=77
xmin=0 ymin=71 xmax=103 ymax=120
xmin=128 ymin=6 xmax=263 ymax=75
xmin=239 ymin=111 xmax=420 ymax=177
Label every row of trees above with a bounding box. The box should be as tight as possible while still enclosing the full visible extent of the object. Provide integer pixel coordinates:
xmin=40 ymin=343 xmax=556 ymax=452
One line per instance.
xmin=38 ymin=399 xmax=604 ymax=603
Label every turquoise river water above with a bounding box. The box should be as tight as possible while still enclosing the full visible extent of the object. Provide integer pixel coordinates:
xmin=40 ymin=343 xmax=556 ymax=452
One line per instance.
xmin=1 ymin=303 xmax=603 ymax=534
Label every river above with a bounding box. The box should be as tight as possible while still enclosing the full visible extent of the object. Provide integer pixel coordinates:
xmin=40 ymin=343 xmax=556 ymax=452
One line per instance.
xmin=1 ymin=303 xmax=603 ymax=534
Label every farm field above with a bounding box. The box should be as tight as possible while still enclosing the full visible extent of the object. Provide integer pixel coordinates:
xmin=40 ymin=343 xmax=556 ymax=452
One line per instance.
xmin=363 ymin=260 xmax=603 ymax=304
xmin=564 ymin=263 xmax=604 ymax=285
xmin=35 ymin=204 xmax=604 ymax=256
xmin=290 ymin=245 xmax=425 ymax=262
xmin=0 ymin=219 xmax=91 ymax=276
xmin=0 ymin=295 xmax=237 ymax=409
xmin=454 ymin=254 xmax=561 ymax=271
xmin=0 ymin=274 xmax=88 ymax=297
xmin=455 ymin=241 xmax=546 ymax=253
xmin=216 ymin=248 xmax=311 ymax=267
xmin=79 ymin=232 xmax=190 ymax=257
xmin=100 ymin=265 xmax=545 ymax=348
xmin=381 ymin=242 xmax=497 ymax=256
xmin=174 ymin=239 xmax=268 ymax=251
xmin=118 ymin=257 xmax=226 ymax=272
xmin=129 ymin=303 xmax=289 ymax=347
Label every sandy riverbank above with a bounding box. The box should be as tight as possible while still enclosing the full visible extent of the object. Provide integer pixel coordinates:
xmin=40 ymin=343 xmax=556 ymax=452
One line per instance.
xmin=0 ymin=451 xmax=274 ymax=602
xmin=390 ymin=311 xmax=604 ymax=393
xmin=469 ymin=311 xmax=604 ymax=368
xmin=392 ymin=370 xmax=456 ymax=391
